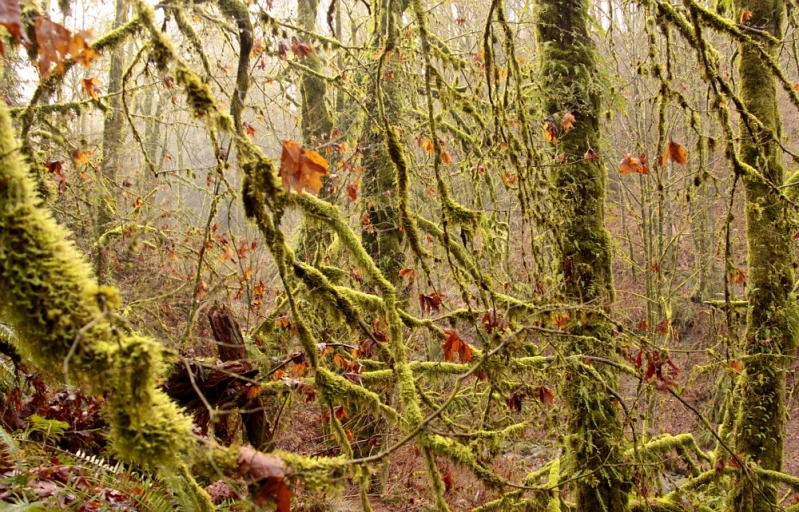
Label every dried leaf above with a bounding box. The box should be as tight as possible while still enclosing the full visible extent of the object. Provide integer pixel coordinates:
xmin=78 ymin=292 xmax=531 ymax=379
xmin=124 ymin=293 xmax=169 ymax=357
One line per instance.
xmin=81 ymin=77 xmax=102 ymax=99
xmin=537 ymin=386 xmax=555 ymax=407
xmin=619 ymin=154 xmax=643 ymax=174
xmin=584 ymin=148 xmax=599 ymax=162
xmin=0 ymin=0 xmax=27 ymax=42
xmin=740 ymin=8 xmax=753 ymax=24
xmin=561 ymin=112 xmax=576 ymax=131
xmin=279 ymin=140 xmax=329 ymax=195
xmin=663 ymin=140 xmax=688 ymax=165
xmin=291 ymin=36 xmax=313 ymax=57
xmin=543 ymin=120 xmax=558 ymax=144
xmin=728 ymin=360 xmax=743 ymax=373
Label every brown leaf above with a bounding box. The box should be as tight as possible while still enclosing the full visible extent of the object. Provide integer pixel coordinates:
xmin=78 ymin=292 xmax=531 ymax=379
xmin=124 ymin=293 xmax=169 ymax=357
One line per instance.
xmin=279 ymin=140 xmax=329 ymax=195
xmin=346 ymin=179 xmax=359 ymax=202
xmin=543 ymin=120 xmax=558 ymax=144
xmin=584 ymin=147 xmax=599 ymax=162
xmin=561 ymin=112 xmax=576 ymax=131
xmin=663 ymin=140 xmax=688 ymax=165
xmin=537 ymin=386 xmax=555 ymax=407
xmin=506 ymin=391 xmax=524 ymax=412
xmin=443 ymin=329 xmax=473 ymax=363
xmin=243 ymin=121 xmax=257 ymax=137
xmin=419 ymin=292 xmax=444 ymax=313
xmin=441 ymin=149 xmax=453 ymax=164
xmin=81 ymin=77 xmax=102 ymax=99
xmin=291 ymin=37 xmax=313 ymax=57
xmin=238 ymin=446 xmax=286 ymax=481
xmin=34 ymin=18 xmax=96 ymax=77
xmin=728 ymin=360 xmax=743 ymax=373
xmin=0 ymin=0 xmax=27 ymax=42
xmin=740 ymin=8 xmax=753 ymax=24
xmin=399 ymin=267 xmax=416 ymax=283
xmin=619 ymin=154 xmax=643 ymax=174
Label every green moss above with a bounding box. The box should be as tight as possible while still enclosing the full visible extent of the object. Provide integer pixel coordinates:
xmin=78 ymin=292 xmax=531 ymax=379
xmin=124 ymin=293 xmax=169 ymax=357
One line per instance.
xmin=0 ymin=102 xmax=193 ymax=471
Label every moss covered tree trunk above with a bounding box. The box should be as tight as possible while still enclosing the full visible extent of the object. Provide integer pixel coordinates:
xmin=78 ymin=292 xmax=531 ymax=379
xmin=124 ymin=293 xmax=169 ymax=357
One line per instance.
xmin=296 ymin=0 xmax=335 ymax=261
xmin=536 ymin=0 xmax=629 ymax=509
xmin=96 ymin=0 xmax=128 ymax=284
xmin=729 ymin=0 xmax=794 ymax=510
xmin=360 ymin=0 xmax=406 ymax=285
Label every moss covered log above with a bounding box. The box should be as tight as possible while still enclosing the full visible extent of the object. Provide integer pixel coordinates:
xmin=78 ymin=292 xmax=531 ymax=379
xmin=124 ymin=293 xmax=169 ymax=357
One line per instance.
xmin=0 ymin=100 xmax=196 ymax=471
xmin=535 ymin=0 xmax=629 ymax=509
xmin=729 ymin=0 xmax=796 ymax=510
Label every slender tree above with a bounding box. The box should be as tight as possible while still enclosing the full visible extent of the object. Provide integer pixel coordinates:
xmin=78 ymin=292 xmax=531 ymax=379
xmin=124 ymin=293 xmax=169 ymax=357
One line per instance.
xmin=95 ymin=0 xmax=128 ymax=284
xmin=729 ymin=0 xmax=794 ymax=509
xmin=536 ymin=0 xmax=629 ymax=509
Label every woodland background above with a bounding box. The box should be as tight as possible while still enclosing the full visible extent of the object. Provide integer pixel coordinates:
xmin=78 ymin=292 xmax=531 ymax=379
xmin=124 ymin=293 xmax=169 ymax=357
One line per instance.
xmin=0 ymin=0 xmax=798 ymax=510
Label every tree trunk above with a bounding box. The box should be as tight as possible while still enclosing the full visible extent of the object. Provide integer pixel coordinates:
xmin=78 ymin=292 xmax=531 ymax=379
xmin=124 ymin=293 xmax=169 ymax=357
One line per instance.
xmin=536 ymin=0 xmax=630 ymax=509
xmin=295 ymin=0 xmax=336 ymax=261
xmin=360 ymin=0 xmax=407 ymax=285
xmin=95 ymin=0 xmax=128 ymax=284
xmin=729 ymin=1 xmax=793 ymax=510
xmin=207 ymin=303 xmax=269 ymax=450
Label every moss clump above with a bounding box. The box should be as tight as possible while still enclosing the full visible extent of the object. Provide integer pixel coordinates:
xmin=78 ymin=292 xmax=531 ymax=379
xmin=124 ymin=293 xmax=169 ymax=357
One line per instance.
xmin=175 ymin=66 xmax=216 ymax=120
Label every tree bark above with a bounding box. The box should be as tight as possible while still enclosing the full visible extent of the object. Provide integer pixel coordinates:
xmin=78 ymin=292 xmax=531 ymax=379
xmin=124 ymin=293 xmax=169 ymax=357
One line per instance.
xmin=729 ymin=0 xmax=793 ymax=510
xmin=536 ymin=0 xmax=630 ymax=509
xmin=95 ymin=0 xmax=128 ymax=284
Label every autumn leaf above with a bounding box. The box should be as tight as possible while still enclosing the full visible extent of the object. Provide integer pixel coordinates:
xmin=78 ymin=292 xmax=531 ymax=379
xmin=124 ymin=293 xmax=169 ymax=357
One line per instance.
xmin=561 ymin=112 xmax=576 ymax=131
xmin=502 ymin=172 xmax=518 ymax=186
xmin=399 ymin=267 xmax=417 ymax=283
xmin=291 ymin=36 xmax=313 ymax=57
xmin=72 ymin=149 xmax=92 ymax=164
xmin=636 ymin=319 xmax=650 ymax=331
xmin=243 ymin=121 xmax=257 ymax=137
xmin=584 ymin=148 xmax=599 ymax=162
xmin=441 ymin=149 xmax=453 ymax=164
xmin=536 ymin=386 xmax=555 ymax=407
xmin=543 ymin=119 xmax=558 ymax=144
xmin=728 ymin=360 xmax=743 ymax=373
xmin=279 ymin=140 xmax=329 ymax=195
xmin=34 ymin=18 xmax=96 ymax=77
xmin=553 ymin=313 xmax=569 ymax=330
xmin=419 ymin=292 xmax=444 ymax=313
xmin=346 ymin=180 xmax=359 ymax=202
xmin=656 ymin=319 xmax=670 ymax=335
xmin=506 ymin=391 xmax=524 ymax=412
xmin=740 ymin=8 xmax=752 ymax=24
xmin=237 ymin=446 xmax=291 ymax=512
xmin=442 ymin=329 xmax=474 ymax=363
xmin=81 ymin=77 xmax=102 ymax=99
xmin=619 ymin=154 xmax=643 ymax=174
xmin=0 ymin=0 xmax=27 ymax=43
xmin=663 ymin=140 xmax=688 ymax=165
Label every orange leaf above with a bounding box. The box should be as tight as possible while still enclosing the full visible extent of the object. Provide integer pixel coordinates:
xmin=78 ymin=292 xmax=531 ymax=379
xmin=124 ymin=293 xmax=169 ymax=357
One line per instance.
xmin=663 ymin=140 xmax=688 ymax=165
xmin=561 ymin=112 xmax=576 ymax=131
xmin=0 ymin=0 xmax=27 ymax=42
xmin=346 ymin=180 xmax=359 ymax=202
xmin=543 ymin=120 xmax=558 ymax=144
xmin=243 ymin=121 xmax=257 ymax=137
xmin=290 ymin=36 xmax=313 ymax=57
xmin=740 ymin=8 xmax=752 ymax=24
xmin=81 ymin=77 xmax=102 ymax=99
xmin=728 ymin=360 xmax=743 ymax=373
xmin=279 ymin=140 xmax=329 ymax=195
xmin=441 ymin=149 xmax=453 ymax=164
xmin=619 ymin=154 xmax=642 ymax=174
